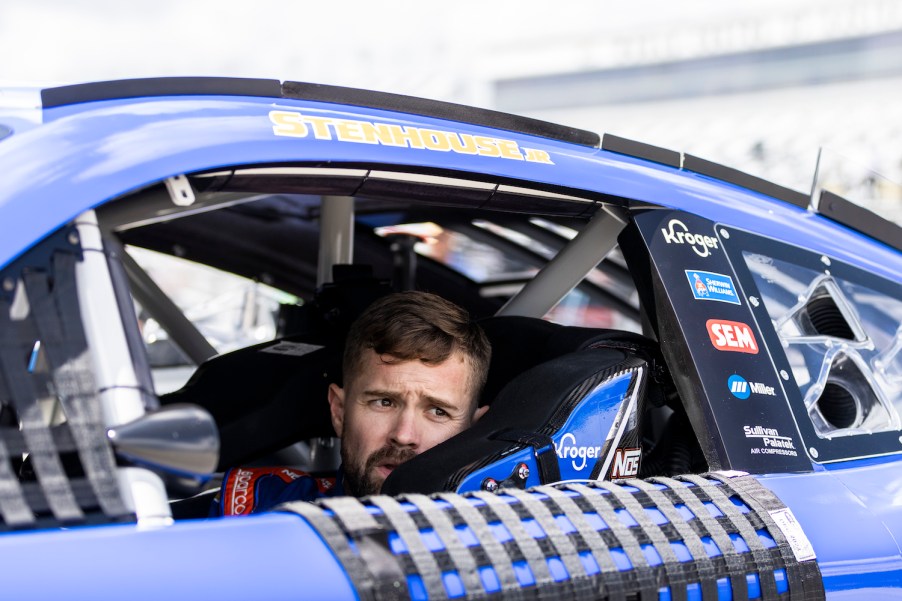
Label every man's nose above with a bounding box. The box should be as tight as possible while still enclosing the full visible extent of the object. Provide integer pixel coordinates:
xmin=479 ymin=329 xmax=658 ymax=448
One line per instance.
xmin=389 ymin=409 xmax=420 ymax=448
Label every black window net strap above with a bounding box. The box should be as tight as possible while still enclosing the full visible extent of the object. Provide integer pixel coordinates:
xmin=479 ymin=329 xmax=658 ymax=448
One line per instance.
xmin=0 ymin=427 xmax=33 ymax=527
xmin=628 ymin=478 xmax=719 ymax=600
xmin=23 ymin=256 xmax=128 ymax=519
xmin=283 ymin=475 xmax=824 ymax=601
xmin=651 ymin=475 xmax=751 ymax=601
xmin=593 ymin=480 xmax=690 ymax=601
xmin=317 ymin=497 xmax=410 ymax=601
xmin=368 ymin=495 xmax=447 ymax=601
xmin=566 ymin=482 xmax=659 ymax=599
xmin=534 ymin=485 xmax=627 ymax=601
xmin=681 ymin=473 xmax=778 ymax=599
xmin=401 ymin=493 xmax=483 ymax=598
xmin=0 ymin=300 xmax=84 ymax=524
xmin=708 ymin=474 xmax=826 ymax=601
xmin=471 ymin=490 xmax=555 ymax=587
xmin=436 ymin=491 xmax=523 ymax=599
xmin=504 ymin=487 xmax=596 ymax=600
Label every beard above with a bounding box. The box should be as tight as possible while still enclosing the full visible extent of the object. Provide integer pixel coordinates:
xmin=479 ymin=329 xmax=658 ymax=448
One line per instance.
xmin=342 ymin=444 xmax=417 ymax=497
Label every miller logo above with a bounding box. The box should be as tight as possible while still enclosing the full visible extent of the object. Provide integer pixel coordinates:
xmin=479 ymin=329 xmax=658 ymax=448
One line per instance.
xmin=611 ymin=448 xmax=641 ymax=478
xmin=660 ymin=219 xmax=720 ymax=257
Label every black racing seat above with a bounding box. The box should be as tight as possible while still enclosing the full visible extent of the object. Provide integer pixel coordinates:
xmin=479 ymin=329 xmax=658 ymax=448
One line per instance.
xmin=382 ymin=317 xmax=666 ymax=495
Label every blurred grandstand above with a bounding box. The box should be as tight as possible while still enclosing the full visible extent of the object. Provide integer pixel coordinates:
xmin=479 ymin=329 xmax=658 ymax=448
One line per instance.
xmin=485 ymin=0 xmax=902 ymax=220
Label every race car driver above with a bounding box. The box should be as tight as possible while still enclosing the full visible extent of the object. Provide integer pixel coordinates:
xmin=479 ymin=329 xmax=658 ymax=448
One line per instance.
xmin=213 ymin=291 xmax=491 ymax=515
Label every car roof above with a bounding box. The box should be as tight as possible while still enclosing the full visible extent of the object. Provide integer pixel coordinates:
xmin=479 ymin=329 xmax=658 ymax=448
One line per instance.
xmin=0 ymin=76 xmax=899 ymax=282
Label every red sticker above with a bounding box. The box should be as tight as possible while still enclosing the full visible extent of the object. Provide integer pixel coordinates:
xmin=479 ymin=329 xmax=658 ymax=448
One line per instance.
xmin=706 ymin=319 xmax=759 ymax=354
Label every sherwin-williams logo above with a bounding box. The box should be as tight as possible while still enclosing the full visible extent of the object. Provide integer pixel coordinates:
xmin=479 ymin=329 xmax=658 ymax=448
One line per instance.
xmin=661 ymin=219 xmax=719 ymax=257
xmin=728 ymin=374 xmax=776 ymax=399
xmin=707 ymin=319 xmax=759 ymax=354
xmin=686 ymin=270 xmax=741 ymax=305
xmin=555 ymin=433 xmax=601 ymax=471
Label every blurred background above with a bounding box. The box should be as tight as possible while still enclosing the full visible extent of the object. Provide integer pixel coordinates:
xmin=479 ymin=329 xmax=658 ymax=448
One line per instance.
xmin=2 ymin=0 xmax=901 ymax=197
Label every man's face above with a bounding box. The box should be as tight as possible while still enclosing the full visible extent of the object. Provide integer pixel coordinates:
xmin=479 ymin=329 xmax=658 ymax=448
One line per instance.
xmin=328 ymin=349 xmax=487 ymax=496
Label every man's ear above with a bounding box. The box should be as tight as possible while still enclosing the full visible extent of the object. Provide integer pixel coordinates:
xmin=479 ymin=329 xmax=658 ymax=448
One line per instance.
xmin=328 ymin=383 xmax=345 ymax=437
xmin=473 ymin=404 xmax=489 ymax=423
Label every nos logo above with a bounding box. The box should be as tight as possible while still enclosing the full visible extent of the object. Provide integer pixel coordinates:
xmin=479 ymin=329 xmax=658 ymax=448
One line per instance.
xmin=611 ymin=448 xmax=641 ymax=478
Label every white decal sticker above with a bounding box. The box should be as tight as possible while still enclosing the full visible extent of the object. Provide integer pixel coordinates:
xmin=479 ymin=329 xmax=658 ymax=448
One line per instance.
xmin=769 ymin=507 xmax=817 ymax=562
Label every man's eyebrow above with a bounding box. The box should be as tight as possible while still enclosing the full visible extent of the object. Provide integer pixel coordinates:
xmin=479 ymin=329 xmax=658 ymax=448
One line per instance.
xmin=362 ymin=389 xmax=399 ymax=400
xmin=422 ymin=395 xmax=461 ymax=413
xmin=361 ymin=390 xmax=462 ymax=413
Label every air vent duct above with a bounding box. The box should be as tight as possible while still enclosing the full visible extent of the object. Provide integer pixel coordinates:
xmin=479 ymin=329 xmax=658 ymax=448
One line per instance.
xmin=804 ymin=294 xmax=856 ymax=340
xmin=807 ymin=349 xmax=900 ymax=437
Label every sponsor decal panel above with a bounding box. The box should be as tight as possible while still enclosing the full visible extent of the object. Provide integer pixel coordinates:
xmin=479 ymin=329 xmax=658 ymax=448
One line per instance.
xmin=707 ymin=319 xmax=759 ymax=354
xmin=686 ymin=270 xmax=741 ymax=305
xmin=728 ymin=374 xmax=776 ymax=399
xmin=270 ymin=110 xmax=554 ymax=165
xmin=554 ymin=432 xmax=601 ymax=471
xmin=610 ymin=448 xmax=641 ymax=478
xmin=660 ymin=219 xmax=720 ymax=257
xmin=744 ymin=424 xmax=798 ymax=457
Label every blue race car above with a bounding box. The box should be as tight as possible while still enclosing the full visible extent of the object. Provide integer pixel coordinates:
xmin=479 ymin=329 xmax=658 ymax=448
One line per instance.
xmin=0 ymin=77 xmax=900 ymax=600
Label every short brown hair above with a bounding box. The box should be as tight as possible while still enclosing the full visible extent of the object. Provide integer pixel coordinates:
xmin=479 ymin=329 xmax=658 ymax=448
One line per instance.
xmin=342 ymin=291 xmax=491 ymax=404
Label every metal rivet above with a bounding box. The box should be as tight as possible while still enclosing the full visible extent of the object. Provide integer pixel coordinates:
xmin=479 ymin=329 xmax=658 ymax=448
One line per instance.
xmin=2 ymin=278 xmax=14 ymax=292
xmin=749 ymin=296 xmax=760 ymax=307
xmin=482 ymin=478 xmax=498 ymax=493
xmin=67 ymin=231 xmax=79 ymax=246
xmin=780 ymin=370 xmax=789 ymax=380
xmin=821 ymin=255 xmax=831 ymax=266
xmin=720 ymin=229 xmax=730 ymax=239
xmin=809 ymin=447 xmax=819 ymax=459
xmin=517 ymin=463 xmax=530 ymax=480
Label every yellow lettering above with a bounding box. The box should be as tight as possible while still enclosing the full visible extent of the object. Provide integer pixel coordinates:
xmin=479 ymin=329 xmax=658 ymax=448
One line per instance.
xmin=269 ymin=110 xmax=308 ymax=138
xmin=523 ymin=148 xmax=554 ymax=164
xmin=497 ymin=139 xmax=524 ymax=161
xmin=335 ymin=119 xmax=369 ymax=143
xmin=303 ymin=116 xmax=336 ymax=140
xmin=391 ymin=125 xmax=425 ymax=149
xmin=448 ymin=133 xmax=478 ymax=155
xmin=420 ymin=129 xmax=451 ymax=151
xmin=475 ymin=136 xmax=501 ymax=157
xmin=361 ymin=122 xmax=399 ymax=146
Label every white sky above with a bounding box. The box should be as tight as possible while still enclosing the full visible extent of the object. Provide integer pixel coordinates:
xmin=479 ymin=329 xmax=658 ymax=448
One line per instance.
xmin=0 ymin=0 xmax=831 ymax=96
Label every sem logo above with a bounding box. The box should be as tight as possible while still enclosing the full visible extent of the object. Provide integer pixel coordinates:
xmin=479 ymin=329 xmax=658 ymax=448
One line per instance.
xmin=707 ymin=319 xmax=759 ymax=354
xmin=728 ymin=374 xmax=776 ymax=399
xmin=611 ymin=448 xmax=641 ymax=478
xmin=661 ymin=219 xmax=720 ymax=257
xmin=555 ymin=433 xmax=602 ymax=471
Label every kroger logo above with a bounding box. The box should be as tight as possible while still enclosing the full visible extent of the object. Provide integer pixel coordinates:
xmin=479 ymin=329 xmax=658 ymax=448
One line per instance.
xmin=661 ymin=219 xmax=720 ymax=258
xmin=555 ymin=432 xmax=602 ymax=471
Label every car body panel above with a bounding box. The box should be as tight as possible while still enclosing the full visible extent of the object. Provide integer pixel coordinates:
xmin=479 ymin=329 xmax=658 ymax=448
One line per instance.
xmin=0 ymin=94 xmax=898 ymax=284
xmin=0 ymin=79 xmax=900 ymax=598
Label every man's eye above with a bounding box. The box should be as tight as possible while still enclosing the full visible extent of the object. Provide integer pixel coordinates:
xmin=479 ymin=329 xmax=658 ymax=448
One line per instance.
xmin=430 ymin=407 xmax=449 ymax=418
xmin=371 ymin=398 xmax=393 ymax=408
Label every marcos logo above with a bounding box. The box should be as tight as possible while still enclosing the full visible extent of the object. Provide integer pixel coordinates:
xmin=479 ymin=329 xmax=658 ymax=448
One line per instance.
xmin=555 ymin=433 xmax=601 ymax=471
xmin=661 ymin=219 xmax=720 ymax=257
xmin=707 ymin=319 xmax=759 ymax=354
